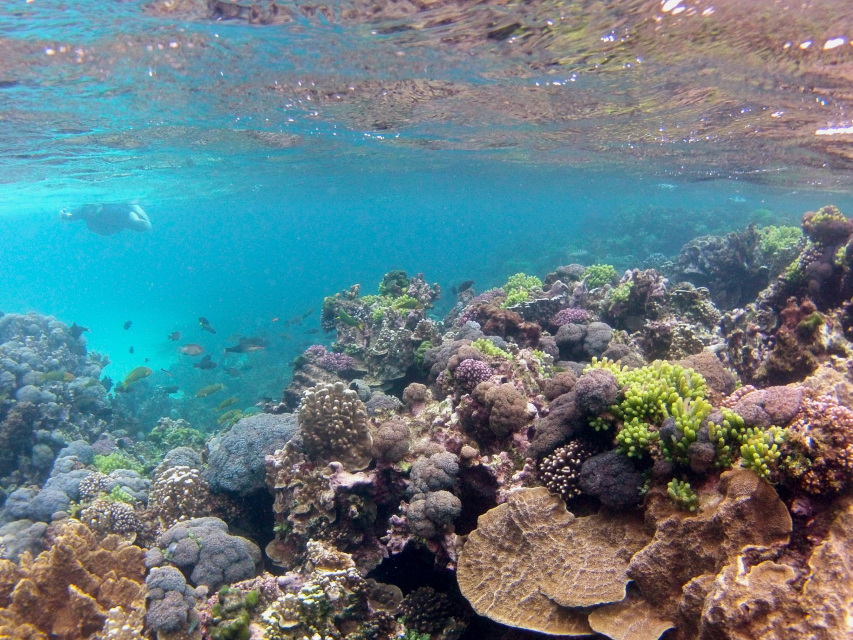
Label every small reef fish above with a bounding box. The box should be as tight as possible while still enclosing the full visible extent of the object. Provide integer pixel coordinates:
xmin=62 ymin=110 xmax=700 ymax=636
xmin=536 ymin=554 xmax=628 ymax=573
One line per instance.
xmin=43 ymin=370 xmax=74 ymax=382
xmin=451 ymin=280 xmax=475 ymax=296
xmin=304 ymin=328 xmax=319 ymax=335
xmin=167 ymin=331 xmax=181 ymax=341
xmin=124 ymin=321 xmax=132 ymax=330
xmin=160 ymin=385 xmax=180 ymax=394
xmin=216 ymin=397 xmax=239 ymax=411
xmin=180 ymin=344 xmax=205 ymax=356
xmin=199 ymin=317 xmax=217 ymax=334
xmin=69 ymin=322 xmax=89 ymax=339
xmin=129 ymin=346 xmax=134 ymax=354
xmin=102 ymin=377 xmax=113 ymax=392
xmin=225 ymin=367 xmax=242 ymax=377
xmin=117 ymin=366 xmax=152 ymax=391
xmin=224 ymin=336 xmax=267 ymax=353
xmin=195 ymin=383 xmax=225 ymax=398
xmin=160 ymin=368 xmax=173 ymax=377
xmin=285 ymin=309 xmax=314 ymax=326
xmin=336 ymin=309 xmax=364 ymax=330
xmin=217 ymin=409 xmax=243 ymax=424
xmin=194 ymin=355 xmax=217 ymax=370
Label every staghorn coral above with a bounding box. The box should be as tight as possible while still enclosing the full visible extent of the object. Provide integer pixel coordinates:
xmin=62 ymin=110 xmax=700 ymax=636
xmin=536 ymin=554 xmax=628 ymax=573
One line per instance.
xmin=298 ymin=382 xmax=373 ymax=472
xmin=0 ymin=519 xmax=146 ymax=640
xmin=457 ymin=487 xmax=649 ymax=635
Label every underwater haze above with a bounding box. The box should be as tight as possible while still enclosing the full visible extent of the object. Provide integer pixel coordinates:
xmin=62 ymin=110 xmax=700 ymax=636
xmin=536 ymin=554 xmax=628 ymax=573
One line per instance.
xmin=3 ymin=1 xmax=853 ymax=639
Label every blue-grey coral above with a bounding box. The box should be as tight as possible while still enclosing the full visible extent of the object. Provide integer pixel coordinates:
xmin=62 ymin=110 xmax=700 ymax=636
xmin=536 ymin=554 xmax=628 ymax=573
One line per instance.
xmin=578 ymin=450 xmax=644 ymax=510
xmin=205 ymin=412 xmax=298 ymax=495
xmin=0 ymin=518 xmax=48 ymax=560
xmin=408 ymin=451 xmax=459 ymax=495
xmin=147 ymin=516 xmax=261 ymax=591
xmin=145 ymin=565 xmax=205 ymax=634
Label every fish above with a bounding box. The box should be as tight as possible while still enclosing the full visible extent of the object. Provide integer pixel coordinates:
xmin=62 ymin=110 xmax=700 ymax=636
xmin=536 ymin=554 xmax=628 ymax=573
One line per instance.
xmin=167 ymin=331 xmax=181 ymax=341
xmin=199 ymin=317 xmax=217 ymax=334
xmin=285 ymin=308 xmax=314 ymax=326
xmin=194 ymin=354 xmax=217 ymax=370
xmin=271 ymin=317 xmax=279 ymax=322
xmin=195 ymin=383 xmax=225 ymax=398
xmin=102 ymin=377 xmax=113 ymax=392
xmin=117 ymin=366 xmax=152 ymax=391
xmin=452 ymin=280 xmax=475 ymax=296
xmin=124 ymin=321 xmax=132 ymax=330
xmin=144 ymin=357 xmax=149 ymax=363
xmin=129 ymin=346 xmax=134 ymax=354
xmin=304 ymin=328 xmax=319 ymax=335
xmin=225 ymin=367 xmax=242 ymax=377
xmin=216 ymin=396 xmax=239 ymax=411
xmin=160 ymin=385 xmax=180 ymax=394
xmin=224 ymin=336 xmax=267 ymax=353
xmin=217 ymin=408 xmax=243 ymax=424
xmin=336 ymin=309 xmax=363 ymax=329
xmin=69 ymin=322 xmax=89 ymax=339
xmin=43 ymin=370 xmax=74 ymax=382
xmin=160 ymin=368 xmax=173 ymax=377
xmin=279 ymin=332 xmax=293 ymax=340
xmin=179 ymin=344 xmax=205 ymax=356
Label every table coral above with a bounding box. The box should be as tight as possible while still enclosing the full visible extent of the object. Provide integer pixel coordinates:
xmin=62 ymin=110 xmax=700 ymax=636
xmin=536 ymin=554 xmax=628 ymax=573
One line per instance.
xmin=457 ymin=487 xmax=649 ymax=635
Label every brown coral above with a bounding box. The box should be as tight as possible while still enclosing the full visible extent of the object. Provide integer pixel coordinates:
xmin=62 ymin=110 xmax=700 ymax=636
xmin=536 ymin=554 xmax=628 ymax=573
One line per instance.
xmin=298 ymin=381 xmax=373 ymax=471
xmin=627 ymin=469 xmax=792 ymax=632
xmin=148 ymin=465 xmax=212 ymax=529
xmin=0 ymin=519 xmax=146 ymax=640
xmin=457 ymin=487 xmax=649 ymax=636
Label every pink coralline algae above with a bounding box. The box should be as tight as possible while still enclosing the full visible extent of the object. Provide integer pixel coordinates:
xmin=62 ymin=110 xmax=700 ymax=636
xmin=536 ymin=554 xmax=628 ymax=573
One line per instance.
xmin=454 ymin=358 xmax=493 ymax=391
xmin=319 ymin=352 xmax=356 ymax=372
xmin=551 ymin=307 xmax=591 ymax=326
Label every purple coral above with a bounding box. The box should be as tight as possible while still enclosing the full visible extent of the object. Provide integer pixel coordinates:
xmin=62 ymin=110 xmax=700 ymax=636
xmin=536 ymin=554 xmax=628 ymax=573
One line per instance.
xmin=453 ymin=358 xmax=493 ymax=391
xmin=319 ymin=352 xmax=356 ymax=372
xmin=551 ymin=308 xmax=591 ymax=327
xmin=306 ymin=344 xmax=327 ymax=356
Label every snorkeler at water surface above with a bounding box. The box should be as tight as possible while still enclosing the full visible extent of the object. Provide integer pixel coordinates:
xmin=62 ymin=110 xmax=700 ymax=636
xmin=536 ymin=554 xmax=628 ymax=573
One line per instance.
xmin=60 ymin=203 xmax=152 ymax=235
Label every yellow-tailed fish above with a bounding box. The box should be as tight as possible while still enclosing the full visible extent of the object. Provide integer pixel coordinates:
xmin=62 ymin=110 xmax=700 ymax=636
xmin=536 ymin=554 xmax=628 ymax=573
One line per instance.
xmin=43 ymin=370 xmax=75 ymax=382
xmin=195 ymin=383 xmax=225 ymax=398
xmin=122 ymin=366 xmax=152 ymax=386
xmin=216 ymin=397 xmax=239 ymax=411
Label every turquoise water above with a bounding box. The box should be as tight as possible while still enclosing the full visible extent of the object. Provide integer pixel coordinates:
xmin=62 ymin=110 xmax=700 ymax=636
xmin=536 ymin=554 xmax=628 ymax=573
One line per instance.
xmin=2 ymin=0 xmax=853 ymax=392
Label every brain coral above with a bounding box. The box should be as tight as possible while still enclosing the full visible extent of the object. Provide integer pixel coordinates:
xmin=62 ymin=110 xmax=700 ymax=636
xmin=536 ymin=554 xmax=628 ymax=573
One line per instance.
xmin=457 ymin=487 xmax=649 ymax=635
xmin=298 ymin=382 xmax=373 ymax=472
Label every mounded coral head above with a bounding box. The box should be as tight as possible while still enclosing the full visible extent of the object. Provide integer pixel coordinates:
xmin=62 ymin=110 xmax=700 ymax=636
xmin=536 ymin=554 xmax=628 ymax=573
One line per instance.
xmin=298 ymin=381 xmax=373 ymax=472
xmin=453 ymin=358 xmax=493 ymax=392
xmin=802 ymin=205 xmax=852 ymax=245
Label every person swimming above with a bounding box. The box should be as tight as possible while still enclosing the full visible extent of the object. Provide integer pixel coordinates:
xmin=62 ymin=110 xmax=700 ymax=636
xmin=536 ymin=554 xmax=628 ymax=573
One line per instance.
xmin=60 ymin=203 xmax=152 ymax=235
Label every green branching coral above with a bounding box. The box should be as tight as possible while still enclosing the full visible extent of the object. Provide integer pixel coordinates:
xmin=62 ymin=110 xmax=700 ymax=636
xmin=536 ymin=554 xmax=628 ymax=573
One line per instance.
xmin=583 ymin=264 xmax=617 ymax=289
xmin=93 ymin=452 xmax=144 ymax=474
xmin=609 ymin=281 xmax=633 ymax=304
xmin=667 ymin=478 xmax=698 ymax=512
xmin=758 ymin=225 xmax=803 ymax=256
xmin=472 ymin=338 xmax=511 ymax=360
xmin=500 ymin=272 xmax=542 ymax=308
xmin=587 ymin=358 xmax=786 ymax=476
xmin=379 ymin=270 xmax=410 ymax=297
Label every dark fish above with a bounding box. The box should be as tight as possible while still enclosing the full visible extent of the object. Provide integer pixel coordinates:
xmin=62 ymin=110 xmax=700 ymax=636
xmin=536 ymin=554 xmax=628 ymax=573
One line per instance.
xmin=304 ymin=328 xmax=320 ymax=335
xmin=160 ymin=368 xmax=173 ymax=377
xmin=129 ymin=346 xmax=134 ymax=354
xmin=167 ymin=331 xmax=181 ymax=341
xmin=124 ymin=321 xmax=132 ymax=330
xmin=199 ymin=317 xmax=217 ymax=334
xmin=225 ymin=367 xmax=241 ymax=377
xmin=285 ymin=308 xmax=314 ymax=326
xmin=70 ymin=322 xmax=89 ymax=339
xmin=224 ymin=336 xmax=267 ymax=353
xmin=161 ymin=385 xmax=180 ymax=394
xmin=102 ymin=377 xmax=113 ymax=392
xmin=144 ymin=357 xmax=149 ymax=363
xmin=457 ymin=279 xmax=475 ymax=293
xmin=194 ymin=354 xmax=217 ymax=370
